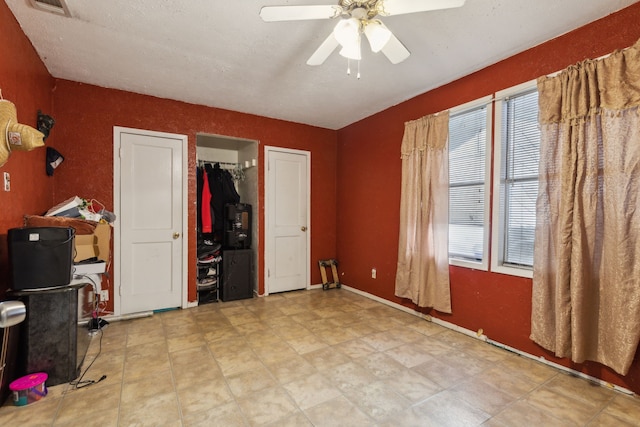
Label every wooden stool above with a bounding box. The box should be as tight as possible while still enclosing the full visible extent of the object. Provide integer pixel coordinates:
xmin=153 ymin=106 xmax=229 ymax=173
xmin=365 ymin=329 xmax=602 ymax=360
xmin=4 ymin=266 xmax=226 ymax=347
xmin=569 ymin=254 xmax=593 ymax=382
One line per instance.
xmin=318 ymin=259 xmax=341 ymax=290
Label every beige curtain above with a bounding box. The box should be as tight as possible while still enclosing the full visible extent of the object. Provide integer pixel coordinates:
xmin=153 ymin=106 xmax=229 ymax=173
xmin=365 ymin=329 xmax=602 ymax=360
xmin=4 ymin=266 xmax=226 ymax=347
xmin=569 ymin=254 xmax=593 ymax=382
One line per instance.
xmin=531 ymin=39 xmax=640 ymax=375
xmin=395 ymin=112 xmax=451 ymax=313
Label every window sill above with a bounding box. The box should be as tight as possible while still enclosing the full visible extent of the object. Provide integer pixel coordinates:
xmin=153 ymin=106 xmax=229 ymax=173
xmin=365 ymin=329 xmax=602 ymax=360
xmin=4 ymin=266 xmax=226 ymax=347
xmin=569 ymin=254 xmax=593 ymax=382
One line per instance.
xmin=490 ymin=264 xmax=533 ymax=279
xmin=449 ymin=258 xmax=488 ymax=271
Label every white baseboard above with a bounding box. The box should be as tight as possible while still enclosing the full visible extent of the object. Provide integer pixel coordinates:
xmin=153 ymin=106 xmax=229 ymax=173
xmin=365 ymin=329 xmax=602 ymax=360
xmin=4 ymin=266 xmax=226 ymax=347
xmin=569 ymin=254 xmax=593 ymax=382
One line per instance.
xmin=102 ymin=311 xmax=154 ymax=322
xmin=340 ymin=284 xmax=635 ymax=396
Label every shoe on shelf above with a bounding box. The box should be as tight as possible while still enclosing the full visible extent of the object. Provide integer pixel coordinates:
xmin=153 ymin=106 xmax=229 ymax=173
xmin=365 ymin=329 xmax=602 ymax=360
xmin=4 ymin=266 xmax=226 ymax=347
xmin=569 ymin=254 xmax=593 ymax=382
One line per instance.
xmin=197 ymin=267 xmax=217 ymax=280
xmin=197 ymin=254 xmax=222 ymax=265
xmin=197 ymin=240 xmax=221 ymax=257
xmin=197 ymin=277 xmax=217 ymax=290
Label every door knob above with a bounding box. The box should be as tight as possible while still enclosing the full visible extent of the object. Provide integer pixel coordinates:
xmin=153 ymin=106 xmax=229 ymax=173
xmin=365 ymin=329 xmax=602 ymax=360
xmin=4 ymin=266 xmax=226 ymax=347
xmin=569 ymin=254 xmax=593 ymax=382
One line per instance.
xmin=301 ymin=226 xmax=307 ymax=232
xmin=173 ymin=232 xmax=180 ymax=239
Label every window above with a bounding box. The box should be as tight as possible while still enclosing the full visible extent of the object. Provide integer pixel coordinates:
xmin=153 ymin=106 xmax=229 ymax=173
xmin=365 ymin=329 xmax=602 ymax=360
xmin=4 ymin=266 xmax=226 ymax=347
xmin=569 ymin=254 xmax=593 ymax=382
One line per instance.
xmin=448 ymin=97 xmax=492 ymax=270
xmin=492 ymin=81 xmax=540 ymax=277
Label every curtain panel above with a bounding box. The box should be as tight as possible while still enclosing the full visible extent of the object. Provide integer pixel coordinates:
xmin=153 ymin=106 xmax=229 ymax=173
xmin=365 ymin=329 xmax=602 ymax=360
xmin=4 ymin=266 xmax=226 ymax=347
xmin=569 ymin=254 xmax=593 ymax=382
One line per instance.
xmin=531 ymin=39 xmax=640 ymax=375
xmin=395 ymin=112 xmax=452 ymax=313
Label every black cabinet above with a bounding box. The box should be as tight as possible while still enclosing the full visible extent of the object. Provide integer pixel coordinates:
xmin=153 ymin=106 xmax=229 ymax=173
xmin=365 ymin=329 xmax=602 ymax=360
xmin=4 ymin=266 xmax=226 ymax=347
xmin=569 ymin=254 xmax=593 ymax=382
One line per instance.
xmin=220 ymin=249 xmax=253 ymax=301
xmin=12 ymin=284 xmax=91 ymax=386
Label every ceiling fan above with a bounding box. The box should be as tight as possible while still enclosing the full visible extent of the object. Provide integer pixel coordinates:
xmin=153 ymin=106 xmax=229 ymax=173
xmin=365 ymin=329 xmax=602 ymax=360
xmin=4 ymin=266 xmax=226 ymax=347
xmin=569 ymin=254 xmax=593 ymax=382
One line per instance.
xmin=260 ymin=0 xmax=466 ymax=69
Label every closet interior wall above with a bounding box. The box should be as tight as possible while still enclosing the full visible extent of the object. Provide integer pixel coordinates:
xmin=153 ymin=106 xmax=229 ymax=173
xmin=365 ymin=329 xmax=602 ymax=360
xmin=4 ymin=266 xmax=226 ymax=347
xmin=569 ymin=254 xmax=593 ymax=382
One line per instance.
xmin=196 ymin=134 xmax=259 ymax=298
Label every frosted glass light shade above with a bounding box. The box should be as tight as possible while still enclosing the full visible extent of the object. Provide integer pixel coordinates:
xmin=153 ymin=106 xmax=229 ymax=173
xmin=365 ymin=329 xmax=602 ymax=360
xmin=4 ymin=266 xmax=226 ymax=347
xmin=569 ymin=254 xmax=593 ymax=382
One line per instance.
xmin=364 ymin=20 xmax=391 ymax=52
xmin=333 ymin=18 xmax=360 ymax=47
xmin=339 ymin=38 xmax=361 ymax=60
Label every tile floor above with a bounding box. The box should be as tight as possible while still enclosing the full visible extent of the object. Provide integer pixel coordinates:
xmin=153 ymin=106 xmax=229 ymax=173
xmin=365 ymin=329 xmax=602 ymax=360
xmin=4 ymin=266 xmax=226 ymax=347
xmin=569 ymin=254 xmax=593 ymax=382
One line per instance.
xmin=1 ymin=288 xmax=640 ymax=426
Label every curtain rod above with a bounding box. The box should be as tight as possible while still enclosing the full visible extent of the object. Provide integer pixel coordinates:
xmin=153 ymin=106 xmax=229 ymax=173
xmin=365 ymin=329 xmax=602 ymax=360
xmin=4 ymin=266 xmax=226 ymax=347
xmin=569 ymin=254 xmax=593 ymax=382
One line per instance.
xmin=545 ymin=46 xmax=621 ymax=79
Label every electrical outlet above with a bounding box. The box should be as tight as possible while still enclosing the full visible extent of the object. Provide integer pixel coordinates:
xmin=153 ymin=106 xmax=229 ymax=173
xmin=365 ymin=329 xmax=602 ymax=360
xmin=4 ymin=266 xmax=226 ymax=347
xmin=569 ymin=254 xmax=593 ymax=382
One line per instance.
xmin=371 ymin=268 xmax=377 ymax=279
xmin=99 ymin=290 xmax=109 ymax=301
xmin=3 ymin=172 xmax=9 ymax=192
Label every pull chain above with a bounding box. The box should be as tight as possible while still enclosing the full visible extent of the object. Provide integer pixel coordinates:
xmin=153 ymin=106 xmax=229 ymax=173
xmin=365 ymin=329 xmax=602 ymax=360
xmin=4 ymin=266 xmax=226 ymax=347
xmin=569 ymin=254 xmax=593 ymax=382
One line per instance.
xmin=345 ymin=59 xmax=361 ymax=79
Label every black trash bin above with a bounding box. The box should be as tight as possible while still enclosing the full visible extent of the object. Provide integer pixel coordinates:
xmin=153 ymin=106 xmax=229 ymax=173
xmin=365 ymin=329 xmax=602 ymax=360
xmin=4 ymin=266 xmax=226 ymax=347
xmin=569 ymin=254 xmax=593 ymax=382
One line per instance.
xmin=8 ymin=227 xmax=75 ymax=290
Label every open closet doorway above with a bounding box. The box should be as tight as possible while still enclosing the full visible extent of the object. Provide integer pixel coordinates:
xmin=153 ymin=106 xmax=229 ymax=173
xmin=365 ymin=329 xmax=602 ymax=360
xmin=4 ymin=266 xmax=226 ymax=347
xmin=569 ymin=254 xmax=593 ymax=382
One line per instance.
xmin=196 ymin=134 xmax=259 ymax=304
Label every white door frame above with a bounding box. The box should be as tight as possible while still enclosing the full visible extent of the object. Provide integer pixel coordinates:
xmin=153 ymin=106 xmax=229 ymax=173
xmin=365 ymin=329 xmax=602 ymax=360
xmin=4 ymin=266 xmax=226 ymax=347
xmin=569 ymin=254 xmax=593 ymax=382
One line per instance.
xmin=113 ymin=126 xmax=191 ymax=316
xmin=264 ymin=146 xmax=311 ymax=296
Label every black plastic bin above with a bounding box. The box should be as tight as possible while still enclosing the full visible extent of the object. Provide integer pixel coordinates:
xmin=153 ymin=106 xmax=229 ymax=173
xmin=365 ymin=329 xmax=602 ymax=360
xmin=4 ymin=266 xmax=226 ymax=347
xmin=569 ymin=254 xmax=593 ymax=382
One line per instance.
xmin=8 ymin=227 xmax=75 ymax=290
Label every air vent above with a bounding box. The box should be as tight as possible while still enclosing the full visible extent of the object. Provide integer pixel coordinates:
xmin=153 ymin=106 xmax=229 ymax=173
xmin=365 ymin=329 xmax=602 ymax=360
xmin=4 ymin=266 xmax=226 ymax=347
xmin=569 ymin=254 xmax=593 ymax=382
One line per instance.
xmin=29 ymin=0 xmax=72 ymax=17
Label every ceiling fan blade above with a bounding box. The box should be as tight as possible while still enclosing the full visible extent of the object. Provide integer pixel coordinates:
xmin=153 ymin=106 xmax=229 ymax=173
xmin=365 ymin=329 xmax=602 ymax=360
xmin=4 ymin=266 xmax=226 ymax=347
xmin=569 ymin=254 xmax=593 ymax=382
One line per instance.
xmin=307 ymin=33 xmax=340 ymax=66
xmin=380 ymin=0 xmax=466 ymax=16
xmin=380 ymin=30 xmax=410 ymax=64
xmin=260 ymin=5 xmax=342 ymax=22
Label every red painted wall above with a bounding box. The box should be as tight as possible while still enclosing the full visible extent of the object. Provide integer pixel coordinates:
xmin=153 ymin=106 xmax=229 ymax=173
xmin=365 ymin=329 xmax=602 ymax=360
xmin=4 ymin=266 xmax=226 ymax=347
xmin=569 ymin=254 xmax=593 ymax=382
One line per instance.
xmin=0 ymin=0 xmax=56 ymax=404
xmin=51 ymin=81 xmax=338 ymax=308
xmin=0 ymin=2 xmax=56 ymax=298
xmin=4 ymin=0 xmax=640 ymax=396
xmin=336 ymin=3 xmax=640 ymax=394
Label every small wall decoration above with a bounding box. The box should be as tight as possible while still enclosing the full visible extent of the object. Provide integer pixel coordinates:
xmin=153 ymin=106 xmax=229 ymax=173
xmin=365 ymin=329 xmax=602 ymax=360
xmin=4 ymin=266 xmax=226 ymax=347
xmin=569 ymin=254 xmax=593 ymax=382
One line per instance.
xmin=37 ymin=110 xmax=55 ymax=140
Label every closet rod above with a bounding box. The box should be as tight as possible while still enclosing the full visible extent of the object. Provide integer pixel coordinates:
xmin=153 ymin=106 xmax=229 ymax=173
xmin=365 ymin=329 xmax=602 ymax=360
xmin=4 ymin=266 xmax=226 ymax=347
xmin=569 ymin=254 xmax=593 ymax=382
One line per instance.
xmin=198 ymin=159 xmax=247 ymax=181
xmin=197 ymin=160 xmax=242 ymax=168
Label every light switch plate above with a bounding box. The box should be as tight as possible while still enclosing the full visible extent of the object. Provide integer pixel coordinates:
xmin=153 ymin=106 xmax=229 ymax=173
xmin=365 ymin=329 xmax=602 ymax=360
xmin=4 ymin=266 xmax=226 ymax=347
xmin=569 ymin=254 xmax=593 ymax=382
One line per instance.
xmin=3 ymin=172 xmax=9 ymax=192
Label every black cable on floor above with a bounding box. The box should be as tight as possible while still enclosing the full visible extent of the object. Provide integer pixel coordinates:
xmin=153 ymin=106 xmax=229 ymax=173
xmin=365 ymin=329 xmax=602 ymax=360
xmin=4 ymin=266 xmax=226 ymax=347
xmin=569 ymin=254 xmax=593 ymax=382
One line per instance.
xmin=68 ymin=328 xmax=106 ymax=390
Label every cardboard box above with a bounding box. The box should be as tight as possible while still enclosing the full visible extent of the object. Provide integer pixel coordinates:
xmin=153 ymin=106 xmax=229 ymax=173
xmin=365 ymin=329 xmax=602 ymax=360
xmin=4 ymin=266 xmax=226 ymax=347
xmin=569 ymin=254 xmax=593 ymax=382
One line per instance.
xmin=74 ymin=234 xmax=98 ymax=262
xmin=24 ymin=215 xmax=112 ymax=263
xmin=93 ymin=222 xmax=111 ymax=262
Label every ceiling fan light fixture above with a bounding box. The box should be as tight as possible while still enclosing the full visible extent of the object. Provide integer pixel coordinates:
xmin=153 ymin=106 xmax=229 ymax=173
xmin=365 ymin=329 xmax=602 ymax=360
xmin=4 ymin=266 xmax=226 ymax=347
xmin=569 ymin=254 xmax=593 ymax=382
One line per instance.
xmin=333 ymin=17 xmax=360 ymax=47
xmin=261 ymin=0 xmax=469 ymax=67
xmin=364 ymin=20 xmax=391 ymax=53
xmin=338 ymin=36 xmax=361 ymax=60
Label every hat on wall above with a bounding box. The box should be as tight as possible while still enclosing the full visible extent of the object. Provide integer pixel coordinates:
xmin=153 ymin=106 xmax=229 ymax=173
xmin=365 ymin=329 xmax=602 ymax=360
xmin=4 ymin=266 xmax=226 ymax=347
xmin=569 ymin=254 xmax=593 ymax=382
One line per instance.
xmin=46 ymin=147 xmax=64 ymax=176
xmin=0 ymin=99 xmax=45 ymax=167
xmin=37 ymin=110 xmax=55 ymax=140
xmin=0 ymin=128 xmax=8 ymax=167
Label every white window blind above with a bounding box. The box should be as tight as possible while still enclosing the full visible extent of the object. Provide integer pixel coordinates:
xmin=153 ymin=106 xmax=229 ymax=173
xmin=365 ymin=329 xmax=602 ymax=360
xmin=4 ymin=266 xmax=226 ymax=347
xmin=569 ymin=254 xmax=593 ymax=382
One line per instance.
xmin=499 ymin=89 xmax=540 ymax=267
xmin=449 ymin=105 xmax=488 ymax=262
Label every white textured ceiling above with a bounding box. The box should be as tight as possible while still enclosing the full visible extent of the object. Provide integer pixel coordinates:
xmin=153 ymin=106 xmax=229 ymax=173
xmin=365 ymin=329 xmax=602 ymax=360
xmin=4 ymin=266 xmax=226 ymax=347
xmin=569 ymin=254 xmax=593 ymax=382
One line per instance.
xmin=5 ymin=0 xmax=638 ymax=129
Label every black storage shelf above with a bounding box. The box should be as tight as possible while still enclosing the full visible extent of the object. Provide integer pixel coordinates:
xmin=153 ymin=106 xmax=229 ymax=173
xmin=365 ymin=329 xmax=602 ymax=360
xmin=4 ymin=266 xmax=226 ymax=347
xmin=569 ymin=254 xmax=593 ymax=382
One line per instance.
xmin=197 ymin=263 xmax=219 ymax=305
xmin=220 ymin=249 xmax=253 ymax=302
